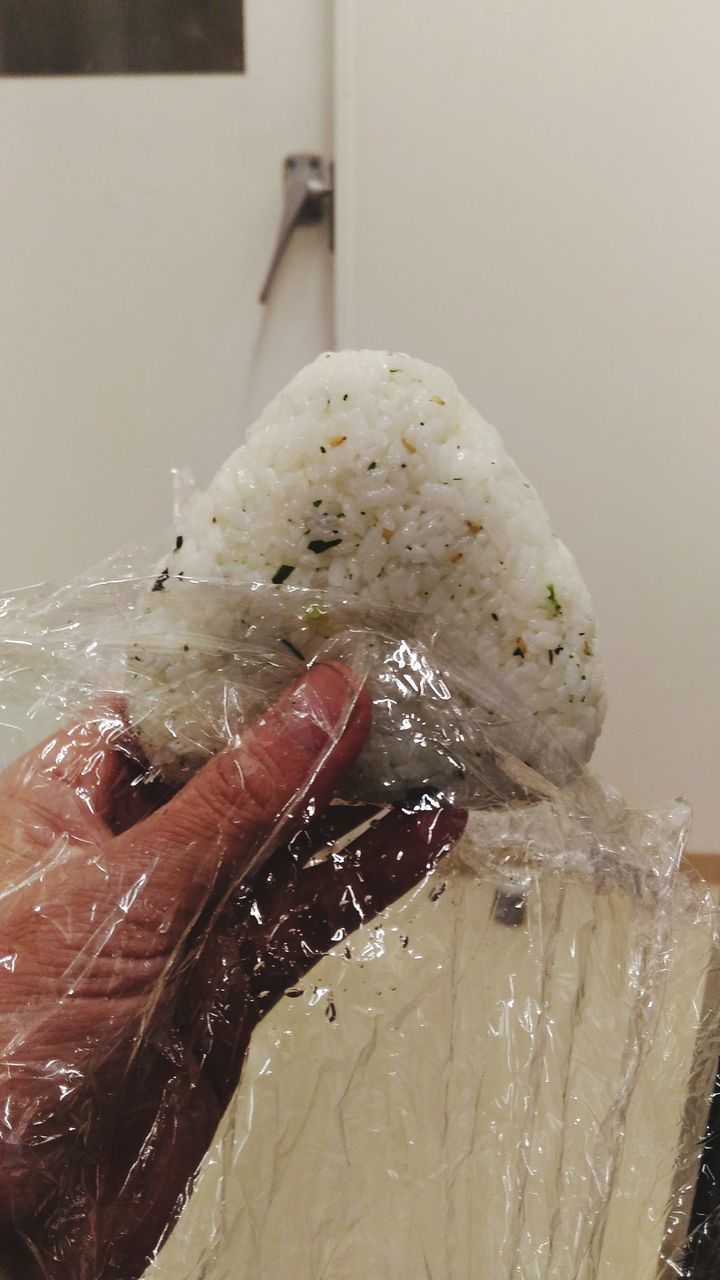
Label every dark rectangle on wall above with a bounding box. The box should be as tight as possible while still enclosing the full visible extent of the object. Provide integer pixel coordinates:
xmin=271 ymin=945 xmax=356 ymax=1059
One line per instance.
xmin=0 ymin=0 xmax=245 ymax=75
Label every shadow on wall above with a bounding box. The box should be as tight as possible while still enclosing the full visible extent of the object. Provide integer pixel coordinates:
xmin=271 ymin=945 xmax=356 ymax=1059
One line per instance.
xmin=0 ymin=0 xmax=245 ymax=75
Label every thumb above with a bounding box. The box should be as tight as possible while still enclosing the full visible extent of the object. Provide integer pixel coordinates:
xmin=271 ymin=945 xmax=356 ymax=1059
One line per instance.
xmin=111 ymin=661 xmax=371 ymax=942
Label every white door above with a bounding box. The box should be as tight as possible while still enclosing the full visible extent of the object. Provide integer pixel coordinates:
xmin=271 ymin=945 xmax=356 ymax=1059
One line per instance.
xmin=334 ymin=0 xmax=720 ymax=856
xmin=0 ymin=0 xmax=333 ymax=589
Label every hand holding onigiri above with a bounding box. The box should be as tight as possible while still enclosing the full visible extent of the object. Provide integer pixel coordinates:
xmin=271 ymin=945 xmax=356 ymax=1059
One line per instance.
xmin=127 ymin=351 xmax=605 ymax=802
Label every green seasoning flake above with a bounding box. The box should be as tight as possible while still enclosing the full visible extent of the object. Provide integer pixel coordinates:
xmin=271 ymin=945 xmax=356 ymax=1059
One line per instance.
xmin=320 ymin=446 xmax=327 ymax=454
xmin=308 ymin=538 xmax=342 ymax=554
xmin=546 ymin=583 xmax=562 ymax=617
xmin=305 ymin=604 xmax=329 ymax=620
xmin=389 ymin=368 xmax=401 ymax=373
xmin=312 ymin=499 xmax=322 ymax=508
xmin=367 ymin=460 xmax=377 ymax=471
xmin=272 ymin=564 xmax=295 ymax=585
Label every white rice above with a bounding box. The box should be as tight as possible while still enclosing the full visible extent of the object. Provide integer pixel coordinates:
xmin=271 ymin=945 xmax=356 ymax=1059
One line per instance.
xmin=127 ymin=350 xmax=606 ymax=794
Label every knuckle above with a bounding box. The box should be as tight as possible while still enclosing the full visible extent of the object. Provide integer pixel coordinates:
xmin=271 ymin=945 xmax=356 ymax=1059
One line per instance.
xmin=212 ymin=744 xmax=288 ymax=835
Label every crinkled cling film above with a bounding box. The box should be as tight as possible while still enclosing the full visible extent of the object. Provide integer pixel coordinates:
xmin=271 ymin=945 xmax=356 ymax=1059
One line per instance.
xmin=0 ymin=546 xmax=718 ymax=1280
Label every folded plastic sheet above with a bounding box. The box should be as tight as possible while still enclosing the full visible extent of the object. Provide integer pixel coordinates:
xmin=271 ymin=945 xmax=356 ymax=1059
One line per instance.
xmin=0 ymin=555 xmax=718 ymax=1279
xmin=687 ymin=1071 xmax=720 ymax=1277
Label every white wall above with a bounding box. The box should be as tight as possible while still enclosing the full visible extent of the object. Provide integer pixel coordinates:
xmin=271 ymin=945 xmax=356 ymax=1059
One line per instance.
xmin=336 ymin=0 xmax=720 ymax=852
xmin=0 ymin=0 xmax=333 ymax=590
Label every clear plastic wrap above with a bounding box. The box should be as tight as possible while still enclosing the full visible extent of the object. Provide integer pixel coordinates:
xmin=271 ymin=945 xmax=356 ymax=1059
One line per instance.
xmin=0 ymin=550 xmax=718 ymax=1280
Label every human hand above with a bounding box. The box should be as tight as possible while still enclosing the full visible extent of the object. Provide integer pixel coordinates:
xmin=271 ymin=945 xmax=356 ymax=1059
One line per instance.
xmin=0 ymin=662 xmax=465 ymax=1279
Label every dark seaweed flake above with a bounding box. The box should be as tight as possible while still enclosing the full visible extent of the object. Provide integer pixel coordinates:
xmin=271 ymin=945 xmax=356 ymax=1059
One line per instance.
xmin=308 ymin=538 xmax=342 ymax=554
xmin=272 ymin=564 xmax=296 ymax=585
xmin=281 ymin=638 xmax=305 ymax=662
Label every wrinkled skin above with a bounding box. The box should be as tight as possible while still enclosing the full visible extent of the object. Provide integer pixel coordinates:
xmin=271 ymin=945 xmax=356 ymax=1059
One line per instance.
xmin=0 ymin=662 xmax=465 ymax=1279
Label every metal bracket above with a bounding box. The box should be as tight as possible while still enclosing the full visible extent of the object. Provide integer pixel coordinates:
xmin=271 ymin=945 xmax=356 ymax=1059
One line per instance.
xmin=259 ymin=153 xmax=333 ymax=304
